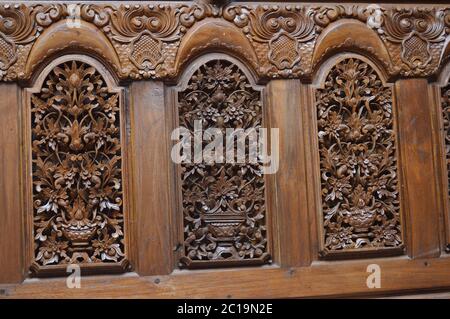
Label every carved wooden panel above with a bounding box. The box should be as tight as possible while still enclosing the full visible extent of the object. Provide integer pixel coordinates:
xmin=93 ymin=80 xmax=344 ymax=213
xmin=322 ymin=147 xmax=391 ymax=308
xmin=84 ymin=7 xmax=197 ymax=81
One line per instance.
xmin=28 ymin=58 xmax=128 ymax=275
xmin=177 ymin=58 xmax=270 ymax=267
xmin=316 ymin=57 xmax=403 ymax=258
xmin=0 ymin=0 xmax=449 ymax=298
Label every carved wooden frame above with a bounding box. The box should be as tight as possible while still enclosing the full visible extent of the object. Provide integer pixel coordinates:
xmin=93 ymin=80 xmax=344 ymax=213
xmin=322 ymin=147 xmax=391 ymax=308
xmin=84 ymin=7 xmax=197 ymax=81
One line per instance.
xmin=22 ymin=54 xmax=131 ymax=276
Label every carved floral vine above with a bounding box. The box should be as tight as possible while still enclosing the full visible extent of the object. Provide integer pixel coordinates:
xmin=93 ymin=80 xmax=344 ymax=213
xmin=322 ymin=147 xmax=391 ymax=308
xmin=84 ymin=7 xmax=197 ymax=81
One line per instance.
xmin=31 ymin=61 xmax=126 ymax=267
xmin=178 ymin=60 xmax=269 ymax=266
xmin=316 ymin=58 xmax=402 ymax=253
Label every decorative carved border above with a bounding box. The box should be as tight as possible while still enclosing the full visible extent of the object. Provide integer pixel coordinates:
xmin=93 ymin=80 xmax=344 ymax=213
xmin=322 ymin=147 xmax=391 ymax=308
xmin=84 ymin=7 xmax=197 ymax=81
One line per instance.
xmin=0 ymin=2 xmax=449 ymax=82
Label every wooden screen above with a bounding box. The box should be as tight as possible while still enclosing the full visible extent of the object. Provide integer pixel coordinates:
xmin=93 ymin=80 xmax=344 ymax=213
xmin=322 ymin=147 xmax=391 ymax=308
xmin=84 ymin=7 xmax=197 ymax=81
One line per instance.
xmin=176 ymin=58 xmax=270 ymax=268
xmin=315 ymin=57 xmax=403 ymax=258
xmin=0 ymin=1 xmax=449 ymax=298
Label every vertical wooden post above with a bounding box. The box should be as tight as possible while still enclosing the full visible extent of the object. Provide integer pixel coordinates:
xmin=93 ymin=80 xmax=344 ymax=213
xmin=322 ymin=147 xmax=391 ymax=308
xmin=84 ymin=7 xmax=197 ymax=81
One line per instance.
xmin=130 ymin=81 xmax=174 ymax=275
xmin=395 ymin=79 xmax=441 ymax=259
xmin=266 ymin=79 xmax=312 ymax=267
xmin=0 ymin=83 xmax=24 ymax=283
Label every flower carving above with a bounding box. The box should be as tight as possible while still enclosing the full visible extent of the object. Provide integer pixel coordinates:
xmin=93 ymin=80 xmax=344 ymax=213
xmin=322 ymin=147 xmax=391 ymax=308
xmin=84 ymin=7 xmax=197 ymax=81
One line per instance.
xmin=316 ymin=58 xmax=402 ymax=254
xmin=31 ymin=61 xmax=126 ymax=268
xmin=178 ymin=60 xmax=269 ymax=267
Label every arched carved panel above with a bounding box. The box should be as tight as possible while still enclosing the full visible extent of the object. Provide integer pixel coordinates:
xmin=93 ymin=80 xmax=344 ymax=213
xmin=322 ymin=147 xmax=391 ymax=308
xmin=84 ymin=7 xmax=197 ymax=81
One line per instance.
xmin=26 ymin=56 xmax=129 ymax=276
xmin=315 ymin=57 xmax=403 ymax=258
xmin=438 ymin=71 xmax=450 ymax=252
xmin=175 ymin=57 xmax=270 ymax=268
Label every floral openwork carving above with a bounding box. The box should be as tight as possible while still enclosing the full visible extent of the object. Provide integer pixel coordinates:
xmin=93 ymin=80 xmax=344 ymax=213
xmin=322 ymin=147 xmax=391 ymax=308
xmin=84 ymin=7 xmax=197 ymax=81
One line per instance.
xmin=30 ymin=60 xmax=127 ymax=271
xmin=178 ymin=59 xmax=269 ymax=267
xmin=441 ymin=83 xmax=450 ymax=217
xmin=316 ymin=58 xmax=402 ymax=256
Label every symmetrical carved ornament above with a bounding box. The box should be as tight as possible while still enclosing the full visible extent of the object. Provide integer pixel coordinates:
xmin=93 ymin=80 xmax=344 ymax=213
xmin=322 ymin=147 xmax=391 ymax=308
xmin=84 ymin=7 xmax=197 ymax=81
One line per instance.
xmin=316 ymin=58 xmax=402 ymax=256
xmin=177 ymin=59 xmax=270 ymax=267
xmin=373 ymin=8 xmax=447 ymax=76
xmin=0 ymin=3 xmax=67 ymax=80
xmin=0 ymin=2 xmax=449 ymax=81
xmin=223 ymin=5 xmax=316 ymax=76
xmin=30 ymin=60 xmax=128 ymax=273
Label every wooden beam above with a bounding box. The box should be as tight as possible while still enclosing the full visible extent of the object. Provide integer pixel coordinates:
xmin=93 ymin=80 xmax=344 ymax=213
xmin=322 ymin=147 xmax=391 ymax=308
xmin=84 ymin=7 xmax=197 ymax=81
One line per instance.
xmin=395 ymin=79 xmax=441 ymax=259
xmin=4 ymin=256 xmax=450 ymax=298
xmin=0 ymin=83 xmax=24 ymax=284
xmin=266 ymin=80 xmax=312 ymax=267
xmin=130 ymin=81 xmax=175 ymax=276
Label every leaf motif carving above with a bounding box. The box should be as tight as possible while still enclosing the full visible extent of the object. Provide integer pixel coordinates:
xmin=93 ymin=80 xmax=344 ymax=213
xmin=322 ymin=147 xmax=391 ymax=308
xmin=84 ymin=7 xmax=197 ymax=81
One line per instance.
xmin=316 ymin=58 xmax=402 ymax=253
xmin=31 ymin=61 xmax=126 ymax=267
xmin=178 ymin=60 xmax=269 ymax=267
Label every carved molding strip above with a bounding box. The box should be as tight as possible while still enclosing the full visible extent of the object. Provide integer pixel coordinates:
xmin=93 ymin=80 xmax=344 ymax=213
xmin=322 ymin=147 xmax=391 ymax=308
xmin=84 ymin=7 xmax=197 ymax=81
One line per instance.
xmin=177 ymin=59 xmax=270 ymax=267
xmin=316 ymin=58 xmax=403 ymax=257
xmin=30 ymin=59 xmax=128 ymax=274
xmin=0 ymin=2 xmax=449 ymax=82
xmin=441 ymin=82 xmax=450 ymax=252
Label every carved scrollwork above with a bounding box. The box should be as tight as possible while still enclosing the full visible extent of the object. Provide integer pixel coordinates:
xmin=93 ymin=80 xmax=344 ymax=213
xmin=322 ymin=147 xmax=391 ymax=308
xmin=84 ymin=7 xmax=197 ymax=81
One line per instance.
xmin=316 ymin=58 xmax=402 ymax=255
xmin=0 ymin=4 xmax=39 ymax=79
xmin=0 ymin=3 xmax=66 ymax=80
xmin=107 ymin=4 xmax=183 ymax=77
xmin=224 ymin=5 xmax=316 ymax=76
xmin=178 ymin=60 xmax=269 ymax=267
xmin=30 ymin=60 xmax=127 ymax=271
xmin=377 ymin=8 xmax=446 ymax=75
xmin=312 ymin=5 xmax=370 ymax=29
xmin=0 ymin=3 xmax=448 ymax=80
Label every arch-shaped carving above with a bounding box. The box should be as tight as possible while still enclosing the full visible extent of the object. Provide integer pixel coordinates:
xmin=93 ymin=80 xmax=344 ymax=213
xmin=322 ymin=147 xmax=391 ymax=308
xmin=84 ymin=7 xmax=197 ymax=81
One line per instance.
xmin=25 ymin=55 xmax=129 ymax=276
xmin=173 ymin=53 xmax=270 ymax=268
xmin=313 ymin=53 xmax=392 ymax=88
xmin=311 ymin=19 xmax=394 ymax=81
xmin=25 ymin=20 xmax=122 ymax=83
xmin=313 ymin=55 xmax=403 ymax=258
xmin=173 ymin=18 xmax=260 ymax=82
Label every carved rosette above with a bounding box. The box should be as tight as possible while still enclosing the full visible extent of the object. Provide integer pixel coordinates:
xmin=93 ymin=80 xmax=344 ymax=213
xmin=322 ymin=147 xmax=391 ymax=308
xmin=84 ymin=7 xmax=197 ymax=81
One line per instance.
xmin=316 ymin=58 xmax=402 ymax=255
xmin=178 ymin=60 xmax=269 ymax=267
xmin=30 ymin=61 xmax=127 ymax=271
